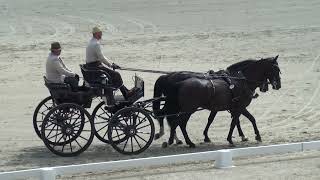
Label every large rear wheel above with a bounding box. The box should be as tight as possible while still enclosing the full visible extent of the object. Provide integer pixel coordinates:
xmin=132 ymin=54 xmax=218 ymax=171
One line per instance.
xmin=41 ymin=103 xmax=94 ymax=157
xmin=33 ymin=96 xmax=54 ymax=139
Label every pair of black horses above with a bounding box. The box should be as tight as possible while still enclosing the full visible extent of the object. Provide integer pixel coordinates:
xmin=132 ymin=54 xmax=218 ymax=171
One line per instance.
xmin=151 ymin=55 xmax=282 ymax=147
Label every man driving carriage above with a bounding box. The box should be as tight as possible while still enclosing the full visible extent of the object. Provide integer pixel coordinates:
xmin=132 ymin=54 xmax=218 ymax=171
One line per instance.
xmin=46 ymin=42 xmax=79 ymax=91
xmin=85 ymin=26 xmax=139 ymax=102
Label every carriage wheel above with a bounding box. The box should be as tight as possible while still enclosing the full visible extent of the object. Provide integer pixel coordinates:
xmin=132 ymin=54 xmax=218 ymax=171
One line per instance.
xmin=108 ymin=107 xmax=155 ymax=155
xmin=92 ymin=102 xmax=113 ymax=143
xmin=41 ymin=103 xmax=94 ymax=157
xmin=33 ymin=96 xmax=55 ymax=139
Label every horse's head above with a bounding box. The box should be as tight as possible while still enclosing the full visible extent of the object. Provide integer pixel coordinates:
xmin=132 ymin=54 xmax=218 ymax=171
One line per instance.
xmin=260 ymin=55 xmax=281 ymax=90
xmin=227 ymin=56 xmax=282 ymax=91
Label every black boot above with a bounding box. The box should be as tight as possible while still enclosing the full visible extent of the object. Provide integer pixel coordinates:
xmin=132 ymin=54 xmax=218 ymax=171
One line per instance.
xmin=119 ymin=86 xmax=129 ymax=99
xmin=106 ymin=89 xmax=115 ymax=105
xmin=120 ymin=85 xmax=140 ymax=100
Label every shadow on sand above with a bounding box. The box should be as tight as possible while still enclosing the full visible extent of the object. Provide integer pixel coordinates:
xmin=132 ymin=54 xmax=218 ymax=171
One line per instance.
xmin=5 ymin=139 xmax=262 ymax=171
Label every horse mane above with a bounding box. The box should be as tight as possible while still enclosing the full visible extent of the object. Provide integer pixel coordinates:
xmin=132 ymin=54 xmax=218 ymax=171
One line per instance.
xmin=226 ymin=59 xmax=257 ymax=72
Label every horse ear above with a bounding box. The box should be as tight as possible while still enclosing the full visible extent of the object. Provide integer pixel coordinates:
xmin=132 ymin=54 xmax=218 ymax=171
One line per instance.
xmin=274 ymin=55 xmax=279 ymax=61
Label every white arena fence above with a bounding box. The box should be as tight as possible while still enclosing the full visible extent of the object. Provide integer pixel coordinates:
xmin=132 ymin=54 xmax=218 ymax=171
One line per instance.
xmin=1 ymin=140 xmax=320 ymax=180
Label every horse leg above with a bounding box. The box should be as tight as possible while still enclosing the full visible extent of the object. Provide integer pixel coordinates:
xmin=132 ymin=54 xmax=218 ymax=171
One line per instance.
xmin=242 ymin=108 xmax=262 ymax=142
xmin=168 ymin=119 xmax=178 ymax=146
xmin=203 ymin=111 xmax=217 ymax=143
xmin=235 ymin=114 xmax=248 ymax=142
xmin=161 ymin=117 xmax=178 ymax=148
xmin=154 ymin=116 xmax=164 ymax=140
xmin=227 ymin=111 xmax=241 ymax=146
xmin=174 ymin=134 xmax=183 ymax=145
xmin=179 ymin=113 xmax=195 ymax=148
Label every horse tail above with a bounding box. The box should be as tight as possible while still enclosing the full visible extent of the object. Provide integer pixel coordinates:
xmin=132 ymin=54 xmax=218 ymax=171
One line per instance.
xmin=153 ymin=75 xmax=169 ymax=139
xmin=153 ymin=75 xmax=167 ymax=117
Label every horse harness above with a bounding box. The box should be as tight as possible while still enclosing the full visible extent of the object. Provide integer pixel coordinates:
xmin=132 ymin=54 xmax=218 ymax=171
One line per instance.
xmin=203 ymin=70 xmax=251 ymax=108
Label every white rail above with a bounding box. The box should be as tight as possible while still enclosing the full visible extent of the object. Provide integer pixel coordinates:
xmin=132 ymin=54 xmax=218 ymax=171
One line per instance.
xmin=1 ymin=140 xmax=320 ymax=180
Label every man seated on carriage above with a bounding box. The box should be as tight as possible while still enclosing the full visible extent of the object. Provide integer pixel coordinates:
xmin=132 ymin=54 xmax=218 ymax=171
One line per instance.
xmin=85 ymin=26 xmax=139 ymax=103
xmin=46 ymin=42 xmax=79 ymax=91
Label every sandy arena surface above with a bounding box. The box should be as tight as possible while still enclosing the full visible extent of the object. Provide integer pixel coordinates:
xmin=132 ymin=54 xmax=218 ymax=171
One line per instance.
xmin=0 ymin=0 xmax=320 ymax=178
xmin=58 ymin=150 xmax=320 ymax=180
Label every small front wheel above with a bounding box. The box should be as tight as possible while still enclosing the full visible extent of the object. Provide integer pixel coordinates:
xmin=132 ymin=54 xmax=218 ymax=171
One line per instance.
xmin=92 ymin=101 xmax=113 ymax=143
xmin=108 ymin=107 xmax=155 ymax=155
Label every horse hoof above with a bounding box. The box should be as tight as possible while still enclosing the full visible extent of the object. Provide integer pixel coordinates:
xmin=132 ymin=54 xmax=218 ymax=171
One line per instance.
xmin=241 ymin=137 xmax=249 ymax=142
xmin=168 ymin=139 xmax=174 ymax=146
xmin=255 ymin=135 xmax=262 ymax=142
xmin=204 ymin=138 xmax=211 ymax=143
xmin=227 ymin=138 xmax=233 ymax=144
xmin=188 ymin=143 xmax=196 ymax=148
xmin=176 ymin=140 xmax=183 ymax=145
xmin=161 ymin=142 xmax=168 ymax=148
xmin=229 ymin=143 xmax=236 ymax=147
xmin=154 ymin=133 xmax=161 ymax=140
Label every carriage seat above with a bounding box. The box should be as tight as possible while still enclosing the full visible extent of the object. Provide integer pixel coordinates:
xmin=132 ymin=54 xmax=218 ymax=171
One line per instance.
xmin=80 ymin=64 xmax=116 ymax=90
xmin=43 ymin=76 xmax=93 ymax=107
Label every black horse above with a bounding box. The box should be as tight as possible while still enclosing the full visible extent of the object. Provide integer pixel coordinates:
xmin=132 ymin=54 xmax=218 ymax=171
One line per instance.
xmin=153 ymin=56 xmax=281 ymax=147
xmin=153 ymin=70 xmax=263 ymax=145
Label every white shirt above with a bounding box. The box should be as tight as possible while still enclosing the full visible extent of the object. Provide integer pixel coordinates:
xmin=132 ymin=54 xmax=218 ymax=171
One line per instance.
xmin=46 ymin=53 xmax=75 ymax=83
xmin=85 ymin=38 xmax=111 ymax=67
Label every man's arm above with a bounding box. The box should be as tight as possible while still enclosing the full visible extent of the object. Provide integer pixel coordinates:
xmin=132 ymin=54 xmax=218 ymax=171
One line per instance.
xmin=53 ymin=60 xmax=75 ymax=77
xmin=95 ymin=44 xmax=112 ymax=67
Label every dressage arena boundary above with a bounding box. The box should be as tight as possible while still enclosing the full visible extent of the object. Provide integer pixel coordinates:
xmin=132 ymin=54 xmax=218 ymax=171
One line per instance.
xmin=1 ymin=141 xmax=320 ymax=180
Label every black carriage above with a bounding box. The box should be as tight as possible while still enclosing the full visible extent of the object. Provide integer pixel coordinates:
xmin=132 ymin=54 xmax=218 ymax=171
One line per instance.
xmin=33 ymin=64 xmax=155 ymax=157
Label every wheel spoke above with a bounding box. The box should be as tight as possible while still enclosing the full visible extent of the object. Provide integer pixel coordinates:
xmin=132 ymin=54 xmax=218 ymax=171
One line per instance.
xmin=61 ymin=142 xmax=65 ymax=152
xmin=112 ymin=132 xmax=126 ymax=139
xmin=46 ymin=132 xmax=63 ymax=142
xmin=130 ymin=137 xmax=134 ymax=152
xmin=135 ymin=117 xmax=147 ymax=127
xmin=73 ymin=121 xmax=83 ymax=127
xmin=136 ymin=124 xmax=151 ymax=130
xmin=133 ymin=136 xmax=142 ymax=149
xmin=99 ymin=107 xmax=110 ymax=115
xmin=122 ymin=137 xmax=129 ymax=151
xmin=69 ymin=138 xmax=73 ymax=153
xmin=74 ymin=138 xmax=83 ymax=149
xmin=45 ymin=121 xmax=56 ymax=128
xmin=80 ymin=129 xmax=92 ymax=132
xmin=94 ymin=121 xmax=109 ymax=125
xmin=55 ymin=133 xmax=65 ymax=144
xmin=43 ymin=103 xmax=51 ymax=109
xmin=78 ymin=135 xmax=89 ymax=141
xmin=96 ymin=124 xmax=109 ymax=133
xmin=137 ymin=131 xmax=151 ymax=135
xmin=102 ymin=129 xmax=108 ymax=139
xmin=39 ymin=111 xmax=47 ymax=116
xmin=70 ymin=114 xmax=82 ymax=125
xmin=98 ymin=111 xmax=112 ymax=119
xmin=54 ymin=125 xmax=59 ymax=143
xmin=115 ymin=128 xmax=124 ymax=136
xmin=95 ymin=115 xmax=110 ymax=122
xmin=45 ymin=124 xmax=57 ymax=139
xmin=135 ymin=133 xmax=148 ymax=143
xmin=121 ymin=116 xmax=129 ymax=126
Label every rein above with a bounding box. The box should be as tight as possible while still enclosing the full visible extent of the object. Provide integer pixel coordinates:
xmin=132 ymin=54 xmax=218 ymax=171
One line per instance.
xmin=120 ymin=67 xmax=270 ymax=85
xmin=119 ymin=67 xmax=172 ymax=74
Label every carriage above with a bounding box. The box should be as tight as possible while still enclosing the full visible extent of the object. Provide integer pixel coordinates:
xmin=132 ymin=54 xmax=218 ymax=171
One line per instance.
xmin=34 ymin=56 xmax=281 ymax=157
xmin=33 ymin=64 xmax=160 ymax=157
